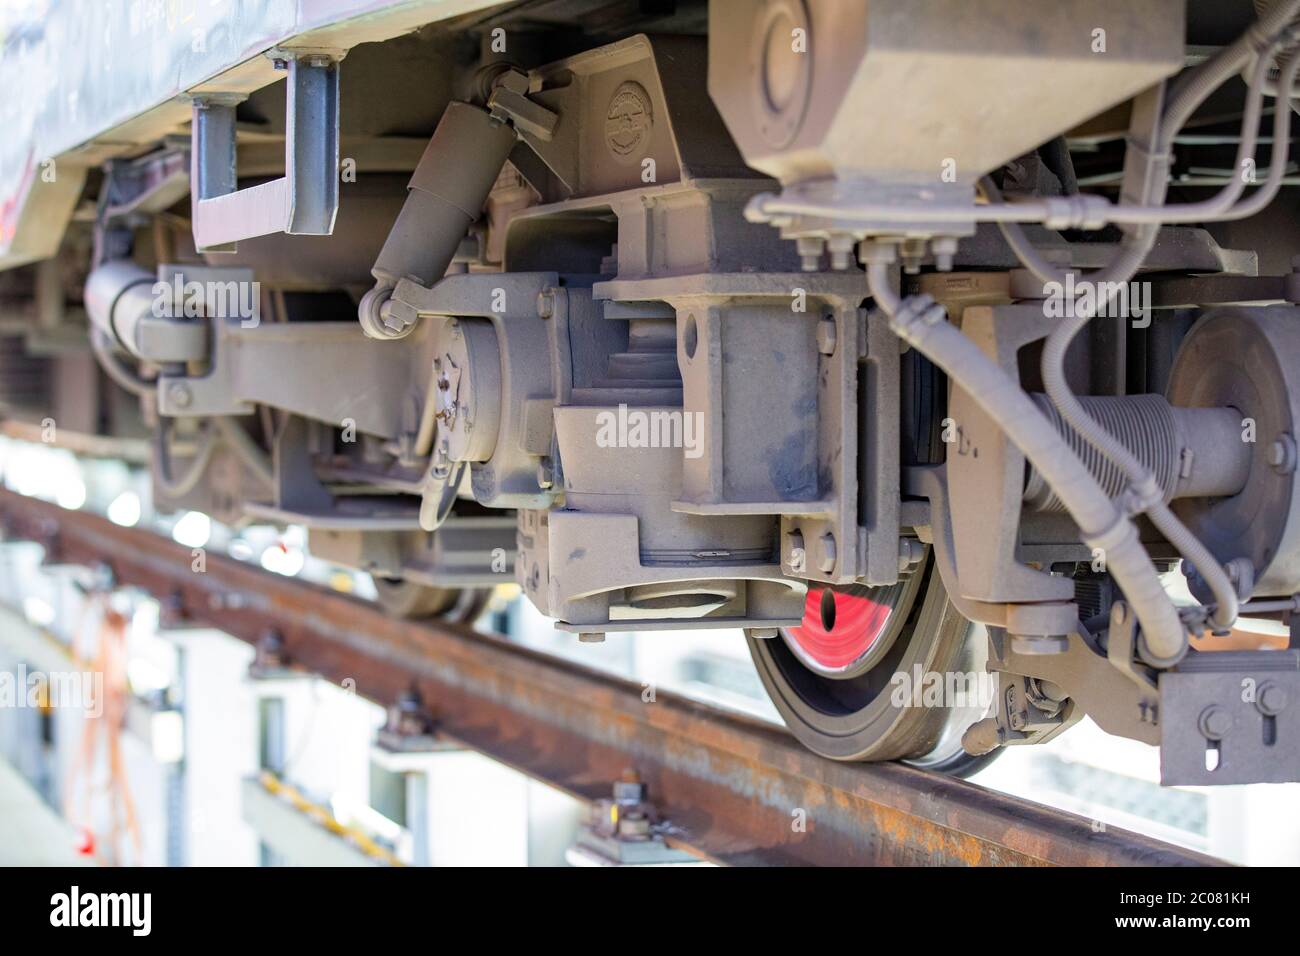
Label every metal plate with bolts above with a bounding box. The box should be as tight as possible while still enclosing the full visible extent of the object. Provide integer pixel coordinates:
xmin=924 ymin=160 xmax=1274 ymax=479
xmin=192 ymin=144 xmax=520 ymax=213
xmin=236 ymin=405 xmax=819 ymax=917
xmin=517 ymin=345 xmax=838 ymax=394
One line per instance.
xmin=1160 ymin=650 xmax=1300 ymax=785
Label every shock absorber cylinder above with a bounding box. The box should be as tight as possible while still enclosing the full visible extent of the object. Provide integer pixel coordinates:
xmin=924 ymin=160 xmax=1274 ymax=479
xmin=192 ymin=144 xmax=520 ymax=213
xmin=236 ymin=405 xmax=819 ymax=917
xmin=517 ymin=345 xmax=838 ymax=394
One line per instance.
xmin=359 ymin=102 xmax=518 ymax=339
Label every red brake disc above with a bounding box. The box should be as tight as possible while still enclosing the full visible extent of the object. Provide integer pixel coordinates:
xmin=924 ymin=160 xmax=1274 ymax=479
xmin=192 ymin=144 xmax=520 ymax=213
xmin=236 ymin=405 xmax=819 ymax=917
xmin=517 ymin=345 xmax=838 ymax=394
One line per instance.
xmin=785 ymin=586 xmax=893 ymax=672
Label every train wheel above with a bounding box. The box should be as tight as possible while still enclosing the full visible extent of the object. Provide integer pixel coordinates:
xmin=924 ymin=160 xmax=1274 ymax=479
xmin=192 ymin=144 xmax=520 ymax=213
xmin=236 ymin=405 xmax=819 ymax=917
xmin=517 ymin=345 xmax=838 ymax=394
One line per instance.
xmin=747 ymin=555 xmax=993 ymax=766
xmin=373 ymin=578 xmax=493 ymax=623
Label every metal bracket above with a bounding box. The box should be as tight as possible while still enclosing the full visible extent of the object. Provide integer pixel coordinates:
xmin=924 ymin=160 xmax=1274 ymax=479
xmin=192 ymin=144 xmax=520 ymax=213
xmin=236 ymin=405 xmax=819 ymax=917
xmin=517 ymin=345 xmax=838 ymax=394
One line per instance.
xmin=190 ymin=51 xmax=341 ymax=252
xmin=567 ymin=772 xmax=697 ymax=866
xmin=486 ymin=69 xmax=558 ymax=142
xmin=1160 ymin=649 xmax=1300 ymax=785
xmin=156 ymin=267 xmax=412 ymax=440
xmin=947 ymin=304 xmax=1074 ymax=607
xmin=994 ymin=625 xmax=1159 ymax=747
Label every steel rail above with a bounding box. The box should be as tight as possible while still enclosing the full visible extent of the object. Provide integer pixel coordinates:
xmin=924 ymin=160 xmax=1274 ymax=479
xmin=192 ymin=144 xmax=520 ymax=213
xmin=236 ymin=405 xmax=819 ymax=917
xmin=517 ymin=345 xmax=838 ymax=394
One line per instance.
xmin=0 ymin=488 xmax=1221 ymax=866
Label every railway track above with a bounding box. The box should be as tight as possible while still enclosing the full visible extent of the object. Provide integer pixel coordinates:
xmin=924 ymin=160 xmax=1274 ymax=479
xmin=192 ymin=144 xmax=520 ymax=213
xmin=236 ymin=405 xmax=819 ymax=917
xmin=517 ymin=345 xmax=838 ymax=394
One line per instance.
xmin=0 ymin=488 xmax=1222 ymax=866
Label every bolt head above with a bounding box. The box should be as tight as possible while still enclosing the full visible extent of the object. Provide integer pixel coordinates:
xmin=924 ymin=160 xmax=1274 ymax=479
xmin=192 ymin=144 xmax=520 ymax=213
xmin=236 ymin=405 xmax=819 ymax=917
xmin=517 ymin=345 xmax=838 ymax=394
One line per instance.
xmin=816 ymin=317 xmax=837 ymax=355
xmin=380 ymin=297 xmax=418 ymax=336
xmin=1268 ymin=433 xmax=1297 ymax=474
xmin=932 ymin=237 xmax=958 ymax=273
xmin=785 ymin=529 xmax=806 ymax=573
xmin=1258 ymin=683 xmax=1288 ymax=716
xmin=826 ymin=235 xmax=855 ymax=272
xmin=1199 ymin=706 xmax=1233 ymax=741
xmin=167 ymin=382 xmax=192 ymax=408
xmin=818 ymin=532 xmax=837 ymax=574
xmin=536 ymin=458 xmax=554 ymax=490
xmin=796 ymin=236 xmax=825 ymax=265
xmin=897 ymin=537 xmax=923 ymax=572
xmin=612 ymin=779 xmax=646 ymax=802
xmin=537 ymin=289 xmax=556 ymax=319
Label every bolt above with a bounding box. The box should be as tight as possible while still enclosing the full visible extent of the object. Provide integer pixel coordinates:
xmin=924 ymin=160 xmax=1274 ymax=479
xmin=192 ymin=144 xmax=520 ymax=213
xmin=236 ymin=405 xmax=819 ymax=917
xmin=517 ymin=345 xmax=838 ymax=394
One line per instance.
xmin=537 ymin=288 xmax=557 ymax=319
xmin=897 ymin=537 xmax=924 ymax=572
xmin=900 ymin=238 xmax=927 ymax=275
xmin=536 ymin=457 xmax=554 ymax=490
xmin=1269 ymin=433 xmax=1297 ymax=474
xmin=827 ymin=235 xmax=856 ymax=271
xmin=1258 ymin=682 xmax=1288 ymax=716
xmin=818 ymin=532 xmax=837 ymax=574
xmin=307 ymin=54 xmax=332 ymax=68
xmin=167 ymin=382 xmax=192 ymax=408
xmin=816 ymin=316 xmax=837 ymax=355
xmin=796 ymin=236 xmax=824 ymax=272
xmin=389 ymin=691 xmax=431 ymax=737
xmin=748 ymin=627 xmax=778 ymax=639
xmin=786 ymin=529 xmax=806 ymax=572
xmin=380 ymin=296 xmax=418 ymax=335
xmin=578 ymin=631 xmax=605 ymax=644
xmin=931 ymin=237 xmax=958 ymax=272
xmin=1199 ymin=706 xmax=1233 ymax=741
xmin=271 ymin=57 xmax=288 ymax=70
xmin=612 ymin=769 xmax=645 ymax=803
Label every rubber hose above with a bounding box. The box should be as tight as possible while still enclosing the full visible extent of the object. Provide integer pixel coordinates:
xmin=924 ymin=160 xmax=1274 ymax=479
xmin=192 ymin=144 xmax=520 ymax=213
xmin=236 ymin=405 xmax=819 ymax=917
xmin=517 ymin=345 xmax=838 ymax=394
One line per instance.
xmin=867 ymin=261 xmax=1187 ymax=665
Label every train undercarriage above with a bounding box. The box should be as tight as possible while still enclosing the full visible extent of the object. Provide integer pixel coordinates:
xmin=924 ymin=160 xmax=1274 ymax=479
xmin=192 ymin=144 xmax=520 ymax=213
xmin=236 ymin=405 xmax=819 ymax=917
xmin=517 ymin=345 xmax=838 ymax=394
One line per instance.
xmin=4 ymin=0 xmax=1300 ymax=784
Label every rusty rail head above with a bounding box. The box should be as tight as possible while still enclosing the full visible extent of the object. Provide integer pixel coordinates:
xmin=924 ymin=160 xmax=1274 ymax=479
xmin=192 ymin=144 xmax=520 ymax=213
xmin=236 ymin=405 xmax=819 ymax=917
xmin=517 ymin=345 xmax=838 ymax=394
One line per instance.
xmin=0 ymin=488 xmax=1223 ymax=866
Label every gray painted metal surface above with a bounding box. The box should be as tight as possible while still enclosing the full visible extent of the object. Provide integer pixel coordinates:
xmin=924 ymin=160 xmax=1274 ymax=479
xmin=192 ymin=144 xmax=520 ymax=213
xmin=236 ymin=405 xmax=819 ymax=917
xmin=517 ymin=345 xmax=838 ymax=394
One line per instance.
xmin=0 ymin=0 xmax=499 ymax=266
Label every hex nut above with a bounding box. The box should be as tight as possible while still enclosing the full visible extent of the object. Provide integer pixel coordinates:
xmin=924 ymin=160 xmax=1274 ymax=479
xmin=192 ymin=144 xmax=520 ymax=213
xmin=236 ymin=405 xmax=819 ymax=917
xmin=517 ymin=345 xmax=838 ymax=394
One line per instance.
xmin=818 ymin=532 xmax=837 ymax=574
xmin=786 ymin=529 xmax=806 ymax=573
xmin=537 ymin=288 xmax=557 ymax=319
xmin=1258 ymin=682 xmax=1288 ymax=716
